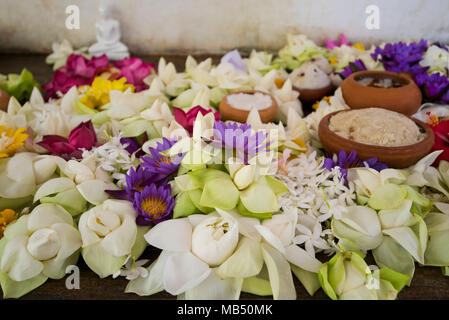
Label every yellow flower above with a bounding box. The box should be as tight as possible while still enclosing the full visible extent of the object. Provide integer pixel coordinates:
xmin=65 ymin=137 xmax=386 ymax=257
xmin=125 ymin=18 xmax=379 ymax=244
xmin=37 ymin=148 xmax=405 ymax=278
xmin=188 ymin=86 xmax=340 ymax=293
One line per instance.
xmin=0 ymin=209 xmax=18 ymax=238
xmin=328 ymin=57 xmax=338 ymax=65
xmin=0 ymin=126 xmax=28 ymax=158
xmin=80 ymin=77 xmax=135 ymax=109
xmin=312 ymin=96 xmax=332 ymax=110
xmin=353 ymin=43 xmax=365 ymax=51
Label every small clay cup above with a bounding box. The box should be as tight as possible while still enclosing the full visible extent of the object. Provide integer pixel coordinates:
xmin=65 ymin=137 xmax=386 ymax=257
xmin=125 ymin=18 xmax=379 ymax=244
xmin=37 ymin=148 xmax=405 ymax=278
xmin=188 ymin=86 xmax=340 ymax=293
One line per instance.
xmin=340 ymin=70 xmax=422 ymax=116
xmin=219 ymin=90 xmax=278 ymax=123
xmin=0 ymin=89 xmax=10 ymax=111
xmin=318 ymin=110 xmax=434 ymax=168
xmin=293 ymin=84 xmax=335 ymax=105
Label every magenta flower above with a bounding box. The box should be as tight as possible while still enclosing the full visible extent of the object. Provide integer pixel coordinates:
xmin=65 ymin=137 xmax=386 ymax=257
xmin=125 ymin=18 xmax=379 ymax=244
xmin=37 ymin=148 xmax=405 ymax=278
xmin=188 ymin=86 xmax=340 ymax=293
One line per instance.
xmin=43 ymin=54 xmax=109 ymax=100
xmin=173 ymin=106 xmax=220 ymax=136
xmin=114 ymin=57 xmax=156 ymax=92
xmin=326 ymin=34 xmax=351 ymax=50
xmin=38 ymin=121 xmax=98 ymax=160
xmin=133 ymin=184 xmax=174 ymax=225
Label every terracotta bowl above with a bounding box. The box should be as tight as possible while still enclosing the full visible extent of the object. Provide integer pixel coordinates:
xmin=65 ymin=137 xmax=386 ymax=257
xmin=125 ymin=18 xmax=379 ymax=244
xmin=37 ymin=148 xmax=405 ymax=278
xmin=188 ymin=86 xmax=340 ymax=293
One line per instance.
xmin=293 ymin=84 xmax=335 ymax=105
xmin=0 ymin=89 xmax=10 ymax=111
xmin=318 ymin=110 xmax=434 ymax=168
xmin=219 ymin=90 xmax=278 ymax=123
xmin=340 ymin=70 xmax=422 ymax=116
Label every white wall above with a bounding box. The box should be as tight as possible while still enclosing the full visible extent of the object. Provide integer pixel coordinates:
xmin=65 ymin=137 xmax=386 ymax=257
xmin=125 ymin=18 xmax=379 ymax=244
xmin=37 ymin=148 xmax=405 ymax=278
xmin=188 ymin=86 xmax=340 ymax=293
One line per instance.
xmin=1 ymin=0 xmax=448 ymax=54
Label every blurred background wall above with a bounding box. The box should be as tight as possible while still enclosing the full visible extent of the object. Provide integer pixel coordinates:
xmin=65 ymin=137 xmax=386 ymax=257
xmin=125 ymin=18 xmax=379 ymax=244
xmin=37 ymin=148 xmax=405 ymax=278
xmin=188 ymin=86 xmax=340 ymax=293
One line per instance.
xmin=1 ymin=0 xmax=448 ymax=54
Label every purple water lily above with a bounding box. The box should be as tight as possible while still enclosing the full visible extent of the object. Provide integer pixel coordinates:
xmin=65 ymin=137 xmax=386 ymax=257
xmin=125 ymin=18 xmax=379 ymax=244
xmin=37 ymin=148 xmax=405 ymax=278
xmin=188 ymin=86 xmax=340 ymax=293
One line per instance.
xmin=211 ymin=121 xmax=271 ymax=164
xmin=120 ymin=133 xmax=147 ymax=158
xmin=323 ymin=150 xmax=388 ymax=183
xmin=141 ymin=138 xmax=182 ymax=182
xmin=340 ymin=59 xmax=367 ymax=78
xmin=133 ymin=183 xmax=174 ymax=225
xmin=220 ymin=49 xmax=247 ymax=73
xmin=106 ymin=166 xmax=157 ymax=201
xmin=371 ymin=40 xmax=428 ymax=74
xmin=416 ymin=72 xmax=449 ymax=101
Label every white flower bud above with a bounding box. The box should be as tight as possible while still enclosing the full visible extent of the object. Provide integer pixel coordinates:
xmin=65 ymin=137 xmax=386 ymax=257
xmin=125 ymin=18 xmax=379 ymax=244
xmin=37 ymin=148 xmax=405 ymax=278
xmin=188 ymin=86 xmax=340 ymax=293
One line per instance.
xmin=191 ymin=216 xmax=238 ymax=267
xmin=27 ymin=228 xmax=61 ymax=260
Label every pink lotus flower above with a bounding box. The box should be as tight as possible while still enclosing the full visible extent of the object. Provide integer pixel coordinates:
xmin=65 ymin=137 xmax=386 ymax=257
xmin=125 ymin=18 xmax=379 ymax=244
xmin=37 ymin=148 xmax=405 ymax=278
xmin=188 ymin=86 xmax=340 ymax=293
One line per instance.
xmin=114 ymin=58 xmax=156 ymax=92
xmin=43 ymin=54 xmax=110 ymax=100
xmin=173 ymin=106 xmax=220 ymax=136
xmin=38 ymin=121 xmax=98 ymax=160
xmin=325 ymin=34 xmax=351 ymax=50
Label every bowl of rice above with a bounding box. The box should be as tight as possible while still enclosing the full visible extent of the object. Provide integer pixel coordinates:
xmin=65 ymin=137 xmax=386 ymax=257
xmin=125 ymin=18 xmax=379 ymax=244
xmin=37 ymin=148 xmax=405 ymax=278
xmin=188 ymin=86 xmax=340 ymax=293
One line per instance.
xmin=318 ymin=108 xmax=434 ymax=168
xmin=219 ymin=90 xmax=278 ymax=123
xmin=340 ymin=70 xmax=422 ymax=116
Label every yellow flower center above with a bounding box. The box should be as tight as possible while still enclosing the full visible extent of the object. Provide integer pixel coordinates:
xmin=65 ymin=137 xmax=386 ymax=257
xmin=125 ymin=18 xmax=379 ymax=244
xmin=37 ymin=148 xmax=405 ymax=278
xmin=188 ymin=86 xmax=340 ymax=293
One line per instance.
xmin=353 ymin=43 xmax=365 ymax=51
xmin=0 ymin=209 xmax=18 ymax=238
xmin=274 ymin=78 xmax=285 ymax=89
xmin=140 ymin=197 xmax=167 ymax=219
xmin=157 ymin=156 xmax=172 ymax=167
xmin=0 ymin=126 xmax=28 ymax=158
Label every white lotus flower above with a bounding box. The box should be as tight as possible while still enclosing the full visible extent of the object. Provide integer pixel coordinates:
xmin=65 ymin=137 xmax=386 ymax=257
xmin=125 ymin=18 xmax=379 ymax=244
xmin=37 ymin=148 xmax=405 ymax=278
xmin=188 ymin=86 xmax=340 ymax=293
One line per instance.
xmin=255 ymin=207 xmax=322 ymax=274
xmin=420 ymin=45 xmax=449 ymax=74
xmin=127 ymin=212 xmax=239 ymax=296
xmin=46 ymin=39 xmax=89 ymax=70
xmin=0 ymin=203 xmax=82 ymax=298
xmin=245 ymin=50 xmax=273 ymax=72
xmin=78 ymin=199 xmax=148 ymax=278
xmin=34 ymin=154 xmax=119 ymax=213
xmin=0 ymin=152 xmax=62 ymax=209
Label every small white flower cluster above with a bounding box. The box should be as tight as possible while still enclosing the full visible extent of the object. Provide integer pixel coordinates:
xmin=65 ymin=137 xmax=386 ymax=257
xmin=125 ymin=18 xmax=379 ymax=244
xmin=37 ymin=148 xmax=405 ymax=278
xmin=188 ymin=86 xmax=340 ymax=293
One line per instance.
xmin=275 ymin=150 xmax=356 ymax=257
xmin=82 ymin=134 xmax=138 ymax=188
xmin=112 ymin=256 xmax=149 ymax=281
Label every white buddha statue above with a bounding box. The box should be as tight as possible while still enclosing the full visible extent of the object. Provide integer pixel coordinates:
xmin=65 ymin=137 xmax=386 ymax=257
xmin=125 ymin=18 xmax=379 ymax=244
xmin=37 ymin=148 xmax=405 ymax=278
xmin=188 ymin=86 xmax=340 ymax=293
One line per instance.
xmin=88 ymin=2 xmax=129 ymax=60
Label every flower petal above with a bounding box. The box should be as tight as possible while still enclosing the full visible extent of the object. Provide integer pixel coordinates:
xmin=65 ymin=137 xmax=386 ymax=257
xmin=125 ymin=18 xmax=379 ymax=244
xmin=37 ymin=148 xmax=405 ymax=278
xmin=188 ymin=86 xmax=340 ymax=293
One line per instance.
xmin=163 ymin=252 xmax=211 ymax=295
xmin=1 ymin=236 xmax=44 ymax=282
xmin=144 ymin=218 xmax=192 ymax=252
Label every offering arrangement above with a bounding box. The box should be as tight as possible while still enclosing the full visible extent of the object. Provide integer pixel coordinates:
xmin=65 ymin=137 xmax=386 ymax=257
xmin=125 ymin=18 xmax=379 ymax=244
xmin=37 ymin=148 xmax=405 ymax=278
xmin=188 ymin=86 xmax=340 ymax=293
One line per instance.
xmin=1 ymin=32 xmax=449 ymax=301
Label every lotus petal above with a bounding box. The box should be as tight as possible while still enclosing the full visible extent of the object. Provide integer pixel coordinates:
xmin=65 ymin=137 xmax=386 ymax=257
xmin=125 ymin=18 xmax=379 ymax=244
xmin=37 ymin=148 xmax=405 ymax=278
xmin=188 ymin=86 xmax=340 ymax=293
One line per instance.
xmin=163 ymin=252 xmax=211 ymax=295
xmin=144 ymin=218 xmax=192 ymax=252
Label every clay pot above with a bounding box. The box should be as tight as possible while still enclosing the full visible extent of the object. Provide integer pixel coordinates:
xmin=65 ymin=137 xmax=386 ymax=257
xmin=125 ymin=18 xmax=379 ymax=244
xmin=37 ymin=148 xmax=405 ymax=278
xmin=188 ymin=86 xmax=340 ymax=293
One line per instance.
xmin=0 ymin=89 xmax=10 ymax=111
xmin=293 ymin=84 xmax=335 ymax=105
xmin=219 ymin=90 xmax=278 ymax=123
xmin=340 ymin=70 xmax=422 ymax=116
xmin=318 ymin=110 xmax=434 ymax=168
